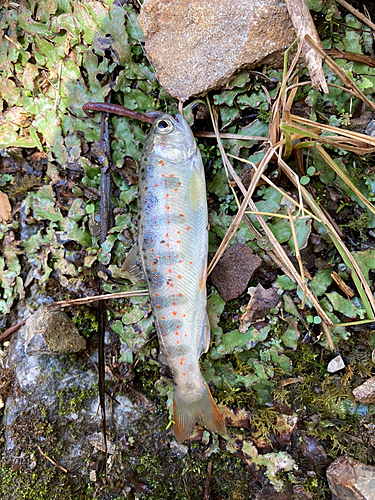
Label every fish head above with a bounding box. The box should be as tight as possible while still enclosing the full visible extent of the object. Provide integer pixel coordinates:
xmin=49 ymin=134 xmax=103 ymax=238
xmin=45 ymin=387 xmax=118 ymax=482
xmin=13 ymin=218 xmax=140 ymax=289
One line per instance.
xmin=144 ymin=113 xmax=197 ymax=163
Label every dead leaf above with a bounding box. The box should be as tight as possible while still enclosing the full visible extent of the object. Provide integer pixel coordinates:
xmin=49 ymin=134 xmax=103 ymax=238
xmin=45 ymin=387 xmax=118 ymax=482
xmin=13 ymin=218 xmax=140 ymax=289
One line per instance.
xmin=239 ymin=284 xmax=279 ymax=333
xmin=0 ymin=191 xmax=12 ymax=222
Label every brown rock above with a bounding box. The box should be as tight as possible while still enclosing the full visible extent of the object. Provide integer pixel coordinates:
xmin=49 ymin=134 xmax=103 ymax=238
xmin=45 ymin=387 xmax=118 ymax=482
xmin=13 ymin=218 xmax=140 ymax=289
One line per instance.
xmin=25 ymin=305 xmax=87 ymax=356
xmin=353 ymin=377 xmax=375 ymax=404
xmin=327 ymin=456 xmax=375 ymax=500
xmin=138 ymin=0 xmax=295 ymax=101
xmin=210 ymin=243 xmax=262 ymax=301
xmin=274 ymin=413 xmax=298 ymax=446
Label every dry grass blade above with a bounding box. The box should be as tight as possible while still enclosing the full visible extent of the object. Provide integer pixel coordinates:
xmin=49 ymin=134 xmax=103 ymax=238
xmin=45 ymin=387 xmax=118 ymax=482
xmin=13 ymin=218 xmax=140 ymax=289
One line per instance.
xmin=277 ymin=154 xmax=375 ymax=321
xmin=335 ymin=0 xmax=375 ymax=32
xmin=194 ymin=131 xmax=269 ymax=141
xmin=228 ymin=153 xmax=320 ymax=222
xmin=315 ymin=144 xmax=375 ymax=216
xmin=288 ymin=208 xmax=307 ymax=308
xmin=50 ymin=290 xmax=149 ymax=309
xmin=305 ymin=34 xmax=375 ymax=112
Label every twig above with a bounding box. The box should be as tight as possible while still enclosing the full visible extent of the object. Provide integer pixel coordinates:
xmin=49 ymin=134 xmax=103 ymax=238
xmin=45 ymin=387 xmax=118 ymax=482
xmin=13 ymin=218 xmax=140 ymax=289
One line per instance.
xmin=83 ymin=102 xmax=156 ymax=124
xmin=36 ymin=445 xmax=68 ymax=473
xmin=335 ymin=0 xmax=375 ymax=32
xmin=0 ymin=317 xmax=28 ymax=343
xmin=203 ymin=462 xmax=212 ymax=500
xmin=285 ymin=0 xmax=328 ymax=92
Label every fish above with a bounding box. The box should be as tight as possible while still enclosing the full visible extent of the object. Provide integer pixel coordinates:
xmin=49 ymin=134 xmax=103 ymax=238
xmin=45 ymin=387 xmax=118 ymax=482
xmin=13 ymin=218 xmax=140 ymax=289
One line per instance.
xmin=125 ymin=113 xmax=226 ymax=442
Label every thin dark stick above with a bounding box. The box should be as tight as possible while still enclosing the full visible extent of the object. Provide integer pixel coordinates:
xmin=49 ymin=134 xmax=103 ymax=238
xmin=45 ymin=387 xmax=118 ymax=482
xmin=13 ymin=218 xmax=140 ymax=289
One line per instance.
xmin=97 ymin=95 xmax=113 ymax=472
xmin=203 ymin=461 xmax=212 ymax=500
xmin=83 ymin=102 xmax=156 ymax=124
xmin=0 ymin=317 xmax=28 ymax=343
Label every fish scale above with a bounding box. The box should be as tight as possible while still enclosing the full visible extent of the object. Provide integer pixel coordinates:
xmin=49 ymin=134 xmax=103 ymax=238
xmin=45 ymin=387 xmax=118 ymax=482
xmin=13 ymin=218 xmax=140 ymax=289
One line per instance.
xmin=136 ymin=113 xmax=226 ymax=442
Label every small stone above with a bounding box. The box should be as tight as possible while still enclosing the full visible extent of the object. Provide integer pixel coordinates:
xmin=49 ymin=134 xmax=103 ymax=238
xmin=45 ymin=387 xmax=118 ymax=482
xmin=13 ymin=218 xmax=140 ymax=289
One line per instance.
xmin=89 ymin=470 xmax=97 ymax=482
xmin=138 ymin=0 xmax=295 ymax=101
xmin=365 ymin=119 xmax=375 ymax=137
xmin=327 ymin=355 xmax=345 ymax=373
xmin=300 ymin=434 xmax=330 ymax=468
xmin=25 ymin=305 xmax=86 ymax=356
xmin=274 ymin=414 xmax=298 ymax=446
xmin=211 ymin=243 xmax=262 ymax=301
xmin=169 ymin=441 xmax=188 ymax=459
xmin=353 ymin=377 xmax=375 ymax=404
xmin=293 ymin=486 xmax=313 ymax=499
xmin=327 ymin=455 xmax=375 ymax=500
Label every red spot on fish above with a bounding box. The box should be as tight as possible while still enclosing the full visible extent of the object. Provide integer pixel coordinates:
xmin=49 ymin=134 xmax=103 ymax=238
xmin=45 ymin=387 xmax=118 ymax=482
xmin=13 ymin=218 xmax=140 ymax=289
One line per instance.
xmin=172 ymin=311 xmax=177 ymax=316
xmin=179 ymin=260 xmax=182 ymax=263
xmin=175 ymin=331 xmax=179 ymax=335
xmin=189 ymin=262 xmax=192 ymax=265
xmin=154 ymin=269 xmax=157 ymax=272
xmin=178 ymin=293 xmax=183 ymax=297
xmin=157 ymin=305 xmax=161 ymax=309
xmin=155 ymin=293 xmax=159 ymax=296
xmin=177 ymin=231 xmax=180 ymax=234
xmin=169 ymin=361 xmax=172 ymax=364
xmin=154 ymin=217 xmax=157 ymax=220
xmin=155 ymin=275 xmax=158 ymax=278
xmin=154 ymin=184 xmax=159 ymax=187
xmin=165 ymin=206 xmax=170 ymax=210
xmin=184 ymin=334 xmax=187 ymax=337
xmin=176 ymin=240 xmax=181 ymax=243
xmin=159 ymin=160 xmax=164 ymax=166
xmin=176 ymin=340 xmax=180 ymax=344
xmin=183 ymin=373 xmax=186 ymax=376
xmin=165 ymin=233 xmax=168 ymax=237
xmin=161 ymin=173 xmax=165 ymax=177
xmin=166 ymin=243 xmax=169 ymax=248
xmin=177 ymin=325 xmax=180 ymax=329
xmin=177 ymin=275 xmax=182 ymax=279
xmin=174 ymin=189 xmax=178 ymax=192
xmin=186 ymin=226 xmax=190 ymax=231
xmin=165 ymin=194 xmax=169 ymax=198
xmin=161 ymin=316 xmax=165 ymax=320
xmin=167 ymin=220 xmax=171 ymax=224
xmin=178 ymin=182 xmax=181 ymax=186
xmin=179 ymin=214 xmax=184 ymax=217
xmin=163 ymin=334 xmax=165 ymax=336
xmin=170 ymin=284 xmax=174 ymax=287
xmin=179 ymin=348 xmax=182 ymax=352
xmin=147 ymin=231 xmax=150 ymax=234
xmin=168 ymin=269 xmax=172 ymax=273
xmin=183 ymin=314 xmax=186 ymax=318
xmin=180 ymin=360 xmax=183 ymax=365
xmin=169 ymin=174 xmax=174 ymax=178
xmin=172 ymin=302 xmax=176 ymax=306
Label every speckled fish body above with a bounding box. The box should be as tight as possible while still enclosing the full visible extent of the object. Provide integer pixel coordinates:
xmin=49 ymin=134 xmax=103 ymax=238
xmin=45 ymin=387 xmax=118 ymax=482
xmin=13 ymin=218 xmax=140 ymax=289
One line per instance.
xmin=137 ymin=114 xmax=226 ymax=442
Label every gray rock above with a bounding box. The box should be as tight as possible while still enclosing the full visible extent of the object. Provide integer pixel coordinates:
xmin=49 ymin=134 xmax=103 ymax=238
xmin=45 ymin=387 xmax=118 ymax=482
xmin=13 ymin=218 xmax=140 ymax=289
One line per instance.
xmin=353 ymin=377 xmax=375 ymax=404
xmin=138 ymin=0 xmax=295 ymax=101
xmin=327 ymin=455 xmax=375 ymax=500
xmin=3 ymin=326 xmax=142 ymax=472
xmin=327 ymin=355 xmax=345 ymax=373
xmin=25 ymin=305 xmax=86 ymax=355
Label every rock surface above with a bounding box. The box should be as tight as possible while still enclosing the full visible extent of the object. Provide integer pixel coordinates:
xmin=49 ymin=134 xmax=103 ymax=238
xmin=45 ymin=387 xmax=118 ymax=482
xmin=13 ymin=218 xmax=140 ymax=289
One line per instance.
xmin=25 ymin=305 xmax=86 ymax=355
xmin=352 ymin=377 xmax=375 ymax=404
xmin=3 ymin=326 xmax=142 ymax=472
xmin=138 ymin=0 xmax=295 ymax=101
xmin=327 ymin=455 xmax=375 ymax=500
xmin=211 ymin=243 xmax=262 ymax=301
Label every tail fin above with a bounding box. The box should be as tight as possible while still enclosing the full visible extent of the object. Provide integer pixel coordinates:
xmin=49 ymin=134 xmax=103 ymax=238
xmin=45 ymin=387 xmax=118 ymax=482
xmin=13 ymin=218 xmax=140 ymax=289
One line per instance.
xmin=173 ymin=377 xmax=226 ymax=443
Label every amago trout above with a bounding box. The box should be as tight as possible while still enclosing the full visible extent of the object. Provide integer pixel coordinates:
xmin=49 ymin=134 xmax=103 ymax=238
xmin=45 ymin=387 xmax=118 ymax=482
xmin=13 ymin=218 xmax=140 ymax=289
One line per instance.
xmin=133 ymin=113 xmax=226 ymax=442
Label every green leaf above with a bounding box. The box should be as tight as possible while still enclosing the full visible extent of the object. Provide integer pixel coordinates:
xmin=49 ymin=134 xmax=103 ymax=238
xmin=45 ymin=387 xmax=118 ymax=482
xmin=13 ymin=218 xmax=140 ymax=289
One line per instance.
xmin=352 ymin=249 xmax=375 ymax=286
xmin=207 ymin=291 xmax=225 ymax=338
xmin=310 ymin=267 xmax=334 ymax=296
xmin=326 ymin=292 xmax=357 ymax=319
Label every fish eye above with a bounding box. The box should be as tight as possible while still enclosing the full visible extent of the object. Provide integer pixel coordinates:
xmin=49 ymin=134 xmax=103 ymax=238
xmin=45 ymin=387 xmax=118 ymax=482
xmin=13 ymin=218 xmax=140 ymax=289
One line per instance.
xmin=155 ymin=118 xmax=174 ymax=135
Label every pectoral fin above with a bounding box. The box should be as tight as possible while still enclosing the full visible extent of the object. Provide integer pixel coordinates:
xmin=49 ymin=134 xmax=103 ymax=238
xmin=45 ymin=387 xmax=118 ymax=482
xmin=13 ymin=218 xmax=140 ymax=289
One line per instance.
xmin=121 ymin=242 xmax=146 ymax=283
xmin=199 ymin=312 xmax=210 ymax=357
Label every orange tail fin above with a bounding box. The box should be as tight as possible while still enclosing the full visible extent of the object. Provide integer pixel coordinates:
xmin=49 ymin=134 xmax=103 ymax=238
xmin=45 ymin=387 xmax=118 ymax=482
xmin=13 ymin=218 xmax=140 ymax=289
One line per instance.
xmin=173 ymin=377 xmax=226 ymax=443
